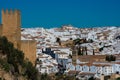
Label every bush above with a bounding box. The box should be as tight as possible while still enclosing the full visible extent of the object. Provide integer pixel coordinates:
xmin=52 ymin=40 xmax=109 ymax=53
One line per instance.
xmin=116 ymin=77 xmax=120 ymax=80
xmin=88 ymin=76 xmax=95 ymax=80
xmin=0 ymin=59 xmax=10 ymax=72
xmin=106 ymin=55 xmax=116 ymax=61
xmin=3 ymin=62 xmax=10 ymax=72
xmin=99 ymin=47 xmax=103 ymax=52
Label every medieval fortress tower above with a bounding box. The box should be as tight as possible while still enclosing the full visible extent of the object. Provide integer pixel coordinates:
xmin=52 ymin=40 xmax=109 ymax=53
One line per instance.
xmin=0 ymin=9 xmax=36 ymax=65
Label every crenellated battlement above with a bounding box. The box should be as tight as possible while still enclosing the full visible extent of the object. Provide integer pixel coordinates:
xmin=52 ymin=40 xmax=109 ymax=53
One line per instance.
xmin=2 ymin=9 xmax=20 ymax=15
xmin=1 ymin=9 xmax=21 ymax=49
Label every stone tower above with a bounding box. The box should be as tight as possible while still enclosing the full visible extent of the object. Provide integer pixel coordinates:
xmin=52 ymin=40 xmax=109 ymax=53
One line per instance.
xmin=1 ymin=9 xmax=21 ymax=49
xmin=0 ymin=9 xmax=36 ymax=65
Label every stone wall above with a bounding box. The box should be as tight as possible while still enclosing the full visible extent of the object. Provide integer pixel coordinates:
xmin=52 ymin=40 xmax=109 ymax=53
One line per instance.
xmin=21 ymin=40 xmax=36 ymax=65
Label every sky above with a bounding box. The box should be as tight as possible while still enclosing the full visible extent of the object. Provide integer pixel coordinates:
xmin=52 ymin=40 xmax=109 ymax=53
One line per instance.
xmin=0 ymin=0 xmax=120 ymax=28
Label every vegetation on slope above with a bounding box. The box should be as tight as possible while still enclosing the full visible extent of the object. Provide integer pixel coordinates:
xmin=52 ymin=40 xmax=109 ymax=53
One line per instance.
xmin=0 ymin=36 xmax=38 ymax=80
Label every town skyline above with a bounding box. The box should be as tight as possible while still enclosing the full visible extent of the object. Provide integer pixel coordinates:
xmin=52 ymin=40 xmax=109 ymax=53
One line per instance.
xmin=0 ymin=0 xmax=120 ymax=28
xmin=0 ymin=8 xmax=120 ymax=79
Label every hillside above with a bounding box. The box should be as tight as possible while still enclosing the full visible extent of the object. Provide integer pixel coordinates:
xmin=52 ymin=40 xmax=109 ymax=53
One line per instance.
xmin=0 ymin=36 xmax=38 ymax=80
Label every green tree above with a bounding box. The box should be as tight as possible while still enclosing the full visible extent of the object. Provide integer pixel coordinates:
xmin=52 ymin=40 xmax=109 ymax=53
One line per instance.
xmin=99 ymin=47 xmax=103 ymax=52
xmin=106 ymin=55 xmax=116 ymax=61
xmin=0 ymin=36 xmax=8 ymax=54
xmin=2 ymin=62 xmax=10 ymax=72
xmin=88 ymin=76 xmax=95 ymax=80
xmin=25 ymin=61 xmax=38 ymax=80
xmin=74 ymin=38 xmax=80 ymax=45
xmin=116 ymin=77 xmax=120 ymax=80
xmin=78 ymin=47 xmax=83 ymax=55
xmin=111 ymin=55 xmax=116 ymax=61
xmin=56 ymin=37 xmax=61 ymax=45
xmin=40 ymin=73 xmax=50 ymax=80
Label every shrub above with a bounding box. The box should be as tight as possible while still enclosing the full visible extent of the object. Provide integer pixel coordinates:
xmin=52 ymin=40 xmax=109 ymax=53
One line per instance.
xmin=106 ymin=55 xmax=116 ymax=61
